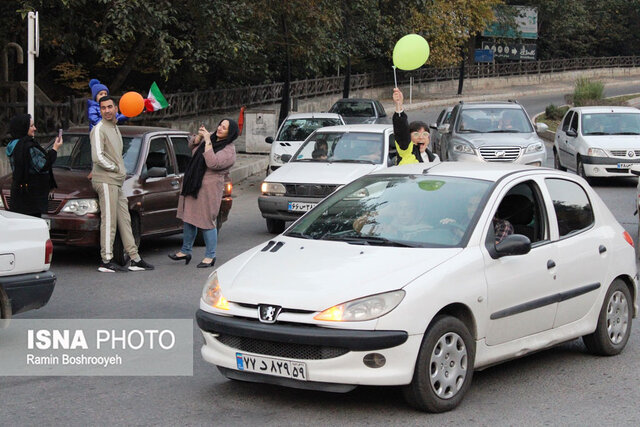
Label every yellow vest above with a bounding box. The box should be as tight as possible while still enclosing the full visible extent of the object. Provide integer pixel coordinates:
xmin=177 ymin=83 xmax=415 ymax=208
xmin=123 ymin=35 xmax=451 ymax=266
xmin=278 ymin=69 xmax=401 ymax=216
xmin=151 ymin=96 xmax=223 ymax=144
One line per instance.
xmin=395 ymin=141 xmax=419 ymax=165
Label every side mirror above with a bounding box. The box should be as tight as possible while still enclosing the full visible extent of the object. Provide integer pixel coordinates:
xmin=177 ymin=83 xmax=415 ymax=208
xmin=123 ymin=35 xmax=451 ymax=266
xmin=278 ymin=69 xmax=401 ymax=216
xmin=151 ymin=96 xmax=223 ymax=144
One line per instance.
xmin=630 ymin=165 xmax=640 ymax=176
xmin=495 ymin=234 xmax=531 ymax=257
xmin=265 ymin=136 xmax=274 ymax=144
xmin=437 ymin=123 xmax=450 ymax=134
xmin=280 ymin=154 xmax=292 ymax=163
xmin=536 ymin=123 xmax=549 ymax=133
xmin=429 ymin=123 xmax=437 ymax=130
xmin=566 ymin=129 xmax=578 ymax=138
xmin=142 ymin=167 xmax=167 ymax=181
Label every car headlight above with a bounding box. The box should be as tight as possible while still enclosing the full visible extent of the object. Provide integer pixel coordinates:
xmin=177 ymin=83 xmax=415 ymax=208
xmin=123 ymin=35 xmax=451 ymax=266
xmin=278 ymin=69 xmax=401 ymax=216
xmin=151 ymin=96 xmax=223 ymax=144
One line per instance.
xmin=261 ymin=182 xmax=286 ymax=196
xmin=452 ymin=142 xmax=475 ymax=155
xmin=201 ymin=271 xmax=229 ymax=310
xmin=525 ymin=142 xmax=544 ymax=153
xmin=314 ymin=290 xmax=405 ymax=322
xmin=61 ymin=198 xmax=100 ymax=215
xmin=587 ymin=148 xmax=608 ymax=157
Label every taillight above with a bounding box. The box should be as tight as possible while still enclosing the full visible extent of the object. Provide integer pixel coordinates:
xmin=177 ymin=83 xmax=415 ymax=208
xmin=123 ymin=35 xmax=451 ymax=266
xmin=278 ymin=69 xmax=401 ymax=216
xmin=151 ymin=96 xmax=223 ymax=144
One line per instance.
xmin=224 ymin=182 xmax=232 ymax=196
xmin=45 ymin=239 xmax=53 ymax=264
xmin=623 ymin=231 xmax=634 ymax=247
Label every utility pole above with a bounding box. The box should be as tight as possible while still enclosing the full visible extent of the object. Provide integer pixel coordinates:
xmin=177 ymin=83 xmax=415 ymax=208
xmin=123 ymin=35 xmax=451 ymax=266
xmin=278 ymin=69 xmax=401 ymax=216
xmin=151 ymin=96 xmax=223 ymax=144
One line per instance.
xmin=27 ymin=11 xmax=39 ymax=118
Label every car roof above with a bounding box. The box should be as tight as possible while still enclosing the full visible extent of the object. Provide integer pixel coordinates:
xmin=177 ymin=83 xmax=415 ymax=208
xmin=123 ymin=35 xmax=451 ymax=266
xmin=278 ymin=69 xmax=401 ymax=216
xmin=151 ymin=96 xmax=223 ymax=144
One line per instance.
xmin=314 ymin=124 xmax=392 ymax=133
xmin=371 ymin=161 xmax=545 ymax=182
xmin=459 ymin=102 xmax=523 ymax=109
xmin=66 ymin=125 xmax=188 ymax=137
xmin=334 ymin=98 xmax=376 ymax=103
xmin=284 ymin=112 xmax=342 ymax=119
xmin=571 ymin=106 xmax=640 ymax=114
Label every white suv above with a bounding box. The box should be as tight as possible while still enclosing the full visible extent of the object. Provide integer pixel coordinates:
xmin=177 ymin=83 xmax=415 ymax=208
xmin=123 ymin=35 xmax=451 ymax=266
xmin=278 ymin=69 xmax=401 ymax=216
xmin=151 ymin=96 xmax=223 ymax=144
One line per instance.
xmin=0 ymin=210 xmax=56 ymax=319
xmin=265 ymin=113 xmax=344 ymax=174
xmin=553 ymin=106 xmax=640 ymax=181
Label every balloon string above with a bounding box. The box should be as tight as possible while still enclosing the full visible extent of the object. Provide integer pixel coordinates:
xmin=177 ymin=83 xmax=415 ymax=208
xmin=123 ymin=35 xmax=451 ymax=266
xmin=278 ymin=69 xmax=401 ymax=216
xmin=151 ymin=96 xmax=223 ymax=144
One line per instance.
xmin=392 ymin=66 xmax=397 ymax=88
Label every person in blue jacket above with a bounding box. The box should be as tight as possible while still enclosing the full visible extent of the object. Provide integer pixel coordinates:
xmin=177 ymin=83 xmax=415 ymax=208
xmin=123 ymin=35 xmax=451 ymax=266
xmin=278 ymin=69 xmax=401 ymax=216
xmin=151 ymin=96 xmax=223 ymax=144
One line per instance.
xmin=87 ymin=79 xmax=128 ymax=130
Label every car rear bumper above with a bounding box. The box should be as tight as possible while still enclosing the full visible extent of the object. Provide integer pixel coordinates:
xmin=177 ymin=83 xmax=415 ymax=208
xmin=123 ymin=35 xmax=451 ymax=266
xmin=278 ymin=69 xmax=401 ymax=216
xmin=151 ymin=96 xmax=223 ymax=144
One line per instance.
xmin=0 ymin=270 xmax=56 ymax=316
xmin=197 ymin=310 xmax=419 ymax=387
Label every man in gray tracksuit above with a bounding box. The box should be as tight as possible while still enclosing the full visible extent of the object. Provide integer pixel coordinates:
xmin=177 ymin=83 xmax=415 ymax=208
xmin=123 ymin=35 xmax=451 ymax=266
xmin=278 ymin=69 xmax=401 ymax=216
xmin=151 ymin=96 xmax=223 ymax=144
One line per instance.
xmin=90 ymin=96 xmax=154 ymax=273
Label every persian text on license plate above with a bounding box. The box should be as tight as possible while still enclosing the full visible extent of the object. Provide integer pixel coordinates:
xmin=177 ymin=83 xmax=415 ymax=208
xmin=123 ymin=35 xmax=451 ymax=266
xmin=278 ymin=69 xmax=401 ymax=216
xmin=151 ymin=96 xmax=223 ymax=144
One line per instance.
xmin=288 ymin=202 xmax=317 ymax=212
xmin=618 ymin=163 xmax=632 ymax=169
xmin=236 ymin=352 xmax=307 ymax=381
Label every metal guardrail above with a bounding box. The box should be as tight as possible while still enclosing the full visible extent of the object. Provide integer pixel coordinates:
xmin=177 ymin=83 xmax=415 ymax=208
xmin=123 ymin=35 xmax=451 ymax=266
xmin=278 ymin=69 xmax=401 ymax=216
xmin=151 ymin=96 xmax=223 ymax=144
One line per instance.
xmin=2 ymin=55 xmax=640 ymax=140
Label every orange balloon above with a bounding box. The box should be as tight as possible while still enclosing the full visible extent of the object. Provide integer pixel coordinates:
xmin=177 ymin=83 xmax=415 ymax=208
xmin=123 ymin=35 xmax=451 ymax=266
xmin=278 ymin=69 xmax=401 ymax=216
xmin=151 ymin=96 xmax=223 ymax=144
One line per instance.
xmin=119 ymin=91 xmax=144 ymax=117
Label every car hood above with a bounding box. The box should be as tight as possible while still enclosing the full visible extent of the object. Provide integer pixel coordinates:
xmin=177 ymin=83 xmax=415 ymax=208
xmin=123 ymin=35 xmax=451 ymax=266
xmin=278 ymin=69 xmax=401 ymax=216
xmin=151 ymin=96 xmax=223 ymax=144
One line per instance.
xmin=265 ymin=162 xmax=382 ymax=185
xmin=219 ymin=237 xmax=462 ymax=311
xmin=582 ymin=135 xmax=640 ymax=148
xmin=49 ymin=169 xmax=97 ymax=199
xmin=457 ymin=132 xmax=540 ymax=147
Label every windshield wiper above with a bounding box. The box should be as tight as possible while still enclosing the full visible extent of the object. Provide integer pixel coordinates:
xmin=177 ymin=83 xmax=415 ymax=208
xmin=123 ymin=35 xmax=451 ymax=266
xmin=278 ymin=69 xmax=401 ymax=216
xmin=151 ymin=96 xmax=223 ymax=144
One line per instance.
xmin=330 ymin=159 xmax=376 ymax=164
xmin=585 ymin=132 xmax=609 ymax=135
xmin=613 ymin=132 xmax=640 ymax=135
xmin=322 ymin=234 xmax=418 ymax=247
xmin=286 ymin=231 xmax=313 ymax=239
xmin=488 ymin=129 xmax=521 ymax=133
xmin=457 ymin=129 xmax=483 ymax=133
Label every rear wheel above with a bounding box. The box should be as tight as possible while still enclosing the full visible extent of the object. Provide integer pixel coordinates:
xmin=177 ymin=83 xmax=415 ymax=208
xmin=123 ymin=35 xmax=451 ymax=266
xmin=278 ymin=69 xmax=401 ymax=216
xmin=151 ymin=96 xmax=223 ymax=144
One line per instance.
xmin=113 ymin=213 xmax=140 ymax=266
xmin=402 ymin=315 xmax=475 ymax=412
xmin=583 ymin=279 xmax=632 ymax=356
xmin=266 ymin=218 xmax=285 ymax=234
xmin=554 ymin=150 xmax=566 ymax=171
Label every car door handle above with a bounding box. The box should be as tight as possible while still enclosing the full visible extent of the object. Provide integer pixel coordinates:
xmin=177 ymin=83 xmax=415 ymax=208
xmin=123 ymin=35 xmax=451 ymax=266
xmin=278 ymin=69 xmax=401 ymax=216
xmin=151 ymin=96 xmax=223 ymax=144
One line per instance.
xmin=599 ymin=245 xmax=607 ymax=254
xmin=547 ymin=259 xmax=556 ymax=269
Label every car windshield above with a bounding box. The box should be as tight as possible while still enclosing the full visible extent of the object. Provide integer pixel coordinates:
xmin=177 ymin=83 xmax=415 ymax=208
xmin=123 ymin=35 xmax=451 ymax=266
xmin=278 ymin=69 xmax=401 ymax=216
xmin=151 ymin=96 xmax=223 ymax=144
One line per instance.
xmin=51 ymin=134 xmax=142 ymax=174
xmin=457 ymin=107 xmax=533 ymax=133
xmin=330 ymin=102 xmax=375 ymax=117
xmin=581 ymin=113 xmax=640 ymax=136
xmin=286 ymin=175 xmax=492 ymax=247
xmin=276 ymin=118 xmax=342 ymax=142
xmin=292 ymin=131 xmax=384 ymax=164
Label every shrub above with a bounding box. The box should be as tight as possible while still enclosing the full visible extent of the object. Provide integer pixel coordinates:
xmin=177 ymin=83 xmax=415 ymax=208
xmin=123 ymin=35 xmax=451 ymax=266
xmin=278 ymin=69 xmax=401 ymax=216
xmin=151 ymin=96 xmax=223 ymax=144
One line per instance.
xmin=573 ymin=77 xmax=604 ymax=106
xmin=544 ymin=104 xmax=569 ymax=120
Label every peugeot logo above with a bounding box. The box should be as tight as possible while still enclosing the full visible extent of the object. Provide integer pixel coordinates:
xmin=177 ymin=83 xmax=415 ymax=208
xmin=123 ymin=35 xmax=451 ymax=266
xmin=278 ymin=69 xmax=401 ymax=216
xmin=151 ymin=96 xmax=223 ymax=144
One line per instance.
xmin=258 ymin=304 xmax=282 ymax=323
xmin=628 ymin=150 xmax=635 ymax=158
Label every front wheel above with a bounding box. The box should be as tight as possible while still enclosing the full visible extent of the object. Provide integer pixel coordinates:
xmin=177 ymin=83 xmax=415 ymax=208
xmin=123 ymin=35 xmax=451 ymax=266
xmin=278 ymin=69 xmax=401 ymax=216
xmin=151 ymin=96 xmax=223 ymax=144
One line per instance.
xmin=402 ymin=315 xmax=475 ymax=413
xmin=582 ymin=279 xmax=632 ymax=356
xmin=577 ymin=158 xmax=593 ymax=184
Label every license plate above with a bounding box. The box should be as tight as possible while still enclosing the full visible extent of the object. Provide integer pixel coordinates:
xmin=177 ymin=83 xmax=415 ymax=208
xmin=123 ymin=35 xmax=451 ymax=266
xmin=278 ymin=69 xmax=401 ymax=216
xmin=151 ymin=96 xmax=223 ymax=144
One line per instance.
xmin=288 ymin=202 xmax=317 ymax=212
xmin=236 ymin=352 xmax=307 ymax=381
xmin=618 ymin=163 xmax=632 ymax=169
xmin=44 ymin=219 xmax=51 ymax=230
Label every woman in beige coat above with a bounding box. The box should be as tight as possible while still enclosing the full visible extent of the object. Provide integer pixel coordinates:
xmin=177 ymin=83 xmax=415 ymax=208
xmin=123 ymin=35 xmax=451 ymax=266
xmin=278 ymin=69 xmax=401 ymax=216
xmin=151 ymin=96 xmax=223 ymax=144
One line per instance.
xmin=169 ymin=118 xmax=237 ymax=267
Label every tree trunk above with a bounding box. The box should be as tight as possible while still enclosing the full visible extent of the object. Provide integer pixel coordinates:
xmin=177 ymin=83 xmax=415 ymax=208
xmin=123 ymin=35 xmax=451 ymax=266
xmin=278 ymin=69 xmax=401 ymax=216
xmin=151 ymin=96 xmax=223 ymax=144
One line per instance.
xmin=457 ymin=47 xmax=466 ymax=95
xmin=110 ymin=34 xmax=149 ymax=93
xmin=342 ymin=56 xmax=351 ymax=99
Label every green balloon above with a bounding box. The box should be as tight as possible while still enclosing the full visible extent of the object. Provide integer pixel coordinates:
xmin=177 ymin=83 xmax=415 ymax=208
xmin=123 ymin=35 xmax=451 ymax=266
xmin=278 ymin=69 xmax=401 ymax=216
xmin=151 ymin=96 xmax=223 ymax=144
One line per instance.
xmin=418 ymin=180 xmax=444 ymax=191
xmin=393 ymin=34 xmax=430 ymax=71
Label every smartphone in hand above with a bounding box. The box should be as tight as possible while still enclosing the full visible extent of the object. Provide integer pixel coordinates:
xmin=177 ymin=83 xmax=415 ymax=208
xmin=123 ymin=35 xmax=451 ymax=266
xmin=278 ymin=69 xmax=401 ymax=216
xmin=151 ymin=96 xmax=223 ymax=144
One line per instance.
xmin=58 ymin=128 xmax=63 ymax=139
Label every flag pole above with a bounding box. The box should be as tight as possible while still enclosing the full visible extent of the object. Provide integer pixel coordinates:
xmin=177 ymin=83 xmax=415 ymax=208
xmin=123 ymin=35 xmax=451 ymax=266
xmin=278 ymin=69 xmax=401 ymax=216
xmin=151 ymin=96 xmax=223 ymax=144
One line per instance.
xmin=392 ymin=66 xmax=398 ymax=88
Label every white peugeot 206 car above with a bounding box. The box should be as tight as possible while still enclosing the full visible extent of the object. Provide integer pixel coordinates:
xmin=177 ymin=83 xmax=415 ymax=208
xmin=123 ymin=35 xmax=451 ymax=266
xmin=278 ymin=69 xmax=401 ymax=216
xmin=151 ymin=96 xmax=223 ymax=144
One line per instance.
xmin=197 ymin=162 xmax=637 ymax=413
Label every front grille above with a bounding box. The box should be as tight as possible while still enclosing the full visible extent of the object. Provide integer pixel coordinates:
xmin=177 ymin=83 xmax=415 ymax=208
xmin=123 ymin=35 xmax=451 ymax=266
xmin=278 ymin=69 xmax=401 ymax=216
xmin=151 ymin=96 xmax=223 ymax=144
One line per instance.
xmin=215 ymin=334 xmax=349 ymax=360
xmin=284 ymin=184 xmax=339 ymax=198
xmin=608 ymin=149 xmax=640 ymax=158
xmin=4 ymin=196 xmax=63 ymax=213
xmin=479 ymin=146 xmax=521 ymax=162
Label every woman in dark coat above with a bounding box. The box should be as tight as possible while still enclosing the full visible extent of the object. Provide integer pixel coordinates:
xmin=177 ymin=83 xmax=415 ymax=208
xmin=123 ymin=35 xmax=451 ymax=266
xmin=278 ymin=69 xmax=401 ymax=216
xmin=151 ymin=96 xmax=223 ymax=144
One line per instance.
xmin=169 ymin=118 xmax=237 ymax=268
xmin=5 ymin=114 xmax=62 ymax=217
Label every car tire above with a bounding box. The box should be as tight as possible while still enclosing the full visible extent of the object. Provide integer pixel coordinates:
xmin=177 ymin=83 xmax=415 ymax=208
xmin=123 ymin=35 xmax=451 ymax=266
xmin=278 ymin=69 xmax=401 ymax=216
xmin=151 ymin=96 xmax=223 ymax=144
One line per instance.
xmin=113 ymin=213 xmax=141 ymax=266
xmin=266 ymin=218 xmax=285 ymax=234
xmin=577 ymin=158 xmax=592 ymax=184
xmin=402 ymin=315 xmax=475 ymax=413
xmin=582 ymin=279 xmax=632 ymax=356
xmin=554 ymin=150 xmax=566 ymax=171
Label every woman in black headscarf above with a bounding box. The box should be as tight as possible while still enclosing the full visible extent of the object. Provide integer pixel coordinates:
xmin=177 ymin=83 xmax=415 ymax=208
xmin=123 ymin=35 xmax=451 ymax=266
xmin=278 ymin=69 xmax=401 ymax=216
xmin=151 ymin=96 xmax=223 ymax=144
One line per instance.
xmin=170 ymin=118 xmax=238 ymax=268
xmin=5 ymin=114 xmax=62 ymax=217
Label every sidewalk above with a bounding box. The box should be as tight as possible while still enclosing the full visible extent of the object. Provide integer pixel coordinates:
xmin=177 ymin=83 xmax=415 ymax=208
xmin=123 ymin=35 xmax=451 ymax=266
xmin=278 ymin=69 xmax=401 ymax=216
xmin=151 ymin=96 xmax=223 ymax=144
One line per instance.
xmin=228 ymin=76 xmax=640 ymax=184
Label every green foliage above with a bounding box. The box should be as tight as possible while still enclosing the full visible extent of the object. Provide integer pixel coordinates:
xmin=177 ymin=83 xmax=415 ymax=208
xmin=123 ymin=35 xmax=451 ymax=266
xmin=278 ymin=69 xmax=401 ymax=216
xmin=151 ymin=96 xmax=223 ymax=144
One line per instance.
xmin=573 ymin=77 xmax=604 ymax=106
xmin=545 ymin=104 xmax=569 ymax=120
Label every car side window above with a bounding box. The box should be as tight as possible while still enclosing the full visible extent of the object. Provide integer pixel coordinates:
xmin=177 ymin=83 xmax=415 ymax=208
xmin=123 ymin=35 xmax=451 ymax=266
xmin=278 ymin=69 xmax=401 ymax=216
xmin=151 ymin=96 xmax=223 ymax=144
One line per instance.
xmin=545 ymin=178 xmax=594 ymax=237
xmin=170 ymin=136 xmax=191 ymax=174
xmin=375 ymin=101 xmax=387 ymax=117
xmin=146 ymin=137 xmax=174 ymax=175
xmin=569 ymin=112 xmax=579 ymax=133
xmin=490 ymin=181 xmax=548 ymax=245
xmin=561 ymin=111 xmax=574 ymax=132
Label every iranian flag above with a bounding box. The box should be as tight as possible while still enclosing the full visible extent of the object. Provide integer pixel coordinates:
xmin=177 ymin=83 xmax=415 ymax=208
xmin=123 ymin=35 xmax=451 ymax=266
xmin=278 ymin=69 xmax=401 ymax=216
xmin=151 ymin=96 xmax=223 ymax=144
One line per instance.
xmin=145 ymin=82 xmax=169 ymax=112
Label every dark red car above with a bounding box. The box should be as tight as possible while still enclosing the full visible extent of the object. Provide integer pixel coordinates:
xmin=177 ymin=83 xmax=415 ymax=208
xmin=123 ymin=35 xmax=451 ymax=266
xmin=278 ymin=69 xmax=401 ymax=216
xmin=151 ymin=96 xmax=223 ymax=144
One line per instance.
xmin=0 ymin=126 xmax=232 ymax=264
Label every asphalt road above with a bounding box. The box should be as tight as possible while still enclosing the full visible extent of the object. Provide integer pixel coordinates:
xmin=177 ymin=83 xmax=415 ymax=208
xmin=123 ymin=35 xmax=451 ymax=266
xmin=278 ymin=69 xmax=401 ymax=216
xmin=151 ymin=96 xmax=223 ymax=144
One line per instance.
xmin=3 ymin=83 xmax=640 ymax=425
